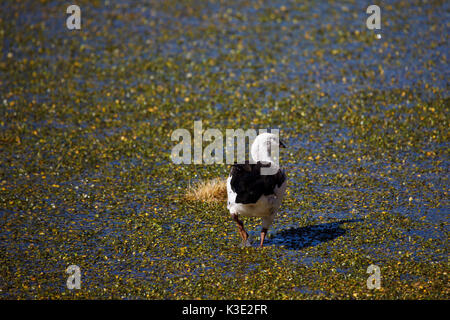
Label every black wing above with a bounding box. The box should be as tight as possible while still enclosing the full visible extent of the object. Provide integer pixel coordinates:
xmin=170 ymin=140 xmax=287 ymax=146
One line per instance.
xmin=229 ymin=161 xmax=286 ymax=204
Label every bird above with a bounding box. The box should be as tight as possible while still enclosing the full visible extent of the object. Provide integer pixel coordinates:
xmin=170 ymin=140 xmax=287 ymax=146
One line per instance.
xmin=226 ymin=132 xmax=287 ymax=247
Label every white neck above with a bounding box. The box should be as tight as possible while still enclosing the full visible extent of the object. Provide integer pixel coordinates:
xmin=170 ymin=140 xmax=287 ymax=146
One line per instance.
xmin=251 ymin=140 xmax=275 ymax=163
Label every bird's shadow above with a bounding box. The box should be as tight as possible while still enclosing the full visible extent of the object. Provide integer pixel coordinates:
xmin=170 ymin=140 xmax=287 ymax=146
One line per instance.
xmin=266 ymin=219 xmax=362 ymax=250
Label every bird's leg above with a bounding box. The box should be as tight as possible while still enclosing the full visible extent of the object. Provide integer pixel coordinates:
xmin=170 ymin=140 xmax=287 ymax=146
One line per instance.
xmin=260 ymin=228 xmax=268 ymax=247
xmin=232 ymin=214 xmax=248 ymax=243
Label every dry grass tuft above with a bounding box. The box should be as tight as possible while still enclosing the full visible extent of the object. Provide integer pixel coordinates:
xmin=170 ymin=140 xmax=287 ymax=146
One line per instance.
xmin=185 ymin=178 xmax=227 ymax=202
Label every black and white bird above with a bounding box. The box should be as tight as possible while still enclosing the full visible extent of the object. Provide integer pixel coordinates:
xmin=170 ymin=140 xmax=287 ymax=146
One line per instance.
xmin=226 ymin=133 xmax=287 ymax=247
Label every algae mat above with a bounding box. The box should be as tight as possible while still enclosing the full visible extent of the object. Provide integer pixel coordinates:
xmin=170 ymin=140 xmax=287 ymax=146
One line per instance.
xmin=0 ymin=0 xmax=448 ymax=299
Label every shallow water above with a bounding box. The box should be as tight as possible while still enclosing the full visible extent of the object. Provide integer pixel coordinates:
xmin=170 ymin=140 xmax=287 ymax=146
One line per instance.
xmin=0 ymin=0 xmax=448 ymax=299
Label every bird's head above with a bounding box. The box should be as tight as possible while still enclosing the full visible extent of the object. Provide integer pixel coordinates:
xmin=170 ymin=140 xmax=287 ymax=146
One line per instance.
xmin=250 ymin=132 xmax=286 ymax=163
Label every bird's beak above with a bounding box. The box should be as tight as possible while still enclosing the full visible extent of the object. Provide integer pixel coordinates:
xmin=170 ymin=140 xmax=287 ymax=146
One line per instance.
xmin=279 ymin=140 xmax=287 ymax=148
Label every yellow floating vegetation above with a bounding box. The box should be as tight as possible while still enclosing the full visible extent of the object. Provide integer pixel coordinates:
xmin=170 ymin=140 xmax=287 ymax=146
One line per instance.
xmin=185 ymin=178 xmax=227 ymax=202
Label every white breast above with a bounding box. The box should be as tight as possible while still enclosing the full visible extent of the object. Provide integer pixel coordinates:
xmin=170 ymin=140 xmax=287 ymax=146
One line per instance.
xmin=227 ymin=176 xmax=287 ymax=218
